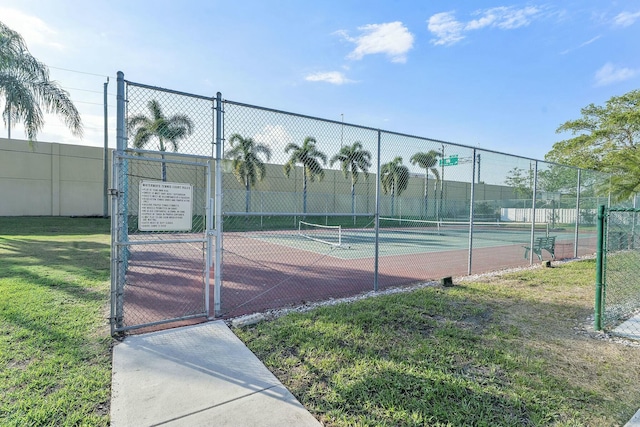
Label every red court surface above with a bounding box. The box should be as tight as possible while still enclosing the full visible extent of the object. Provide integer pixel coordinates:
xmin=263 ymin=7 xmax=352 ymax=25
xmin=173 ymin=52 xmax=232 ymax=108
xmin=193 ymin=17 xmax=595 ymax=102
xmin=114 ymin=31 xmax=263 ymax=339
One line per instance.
xmin=120 ymin=232 xmax=596 ymax=333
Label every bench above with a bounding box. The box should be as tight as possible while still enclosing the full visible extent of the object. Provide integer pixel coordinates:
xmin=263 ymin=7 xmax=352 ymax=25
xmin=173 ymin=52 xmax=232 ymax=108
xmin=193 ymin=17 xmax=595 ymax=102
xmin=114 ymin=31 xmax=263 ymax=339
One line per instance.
xmin=523 ymin=236 xmax=556 ymax=261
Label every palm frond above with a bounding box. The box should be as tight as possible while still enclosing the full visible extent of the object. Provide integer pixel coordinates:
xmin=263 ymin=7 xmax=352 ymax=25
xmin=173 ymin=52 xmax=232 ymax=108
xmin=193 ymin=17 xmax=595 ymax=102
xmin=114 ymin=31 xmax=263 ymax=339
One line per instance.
xmin=0 ymin=22 xmax=83 ymax=140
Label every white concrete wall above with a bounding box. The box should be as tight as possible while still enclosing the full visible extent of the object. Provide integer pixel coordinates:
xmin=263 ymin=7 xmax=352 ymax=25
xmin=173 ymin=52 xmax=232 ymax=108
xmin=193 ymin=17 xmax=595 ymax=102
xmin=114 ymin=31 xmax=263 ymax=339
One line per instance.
xmin=0 ymin=138 xmax=111 ymax=216
xmin=501 ymin=207 xmax=597 ymax=224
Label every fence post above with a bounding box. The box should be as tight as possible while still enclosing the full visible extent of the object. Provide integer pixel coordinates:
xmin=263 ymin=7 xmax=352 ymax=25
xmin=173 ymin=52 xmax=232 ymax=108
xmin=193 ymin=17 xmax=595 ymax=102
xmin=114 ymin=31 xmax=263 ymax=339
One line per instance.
xmin=574 ymin=169 xmax=581 ymax=258
xmin=204 ymin=161 xmax=211 ymax=316
xmin=373 ymin=130 xmax=382 ymax=292
xmin=110 ymin=152 xmax=120 ymax=335
xmin=103 ymin=78 xmax=109 ymax=218
xmin=467 ymin=149 xmax=477 ymax=274
xmin=528 ymin=161 xmax=539 ymax=264
xmin=114 ymin=71 xmax=127 ymax=332
xmin=594 ymin=204 xmax=606 ymax=331
xmin=214 ymin=92 xmax=223 ymax=317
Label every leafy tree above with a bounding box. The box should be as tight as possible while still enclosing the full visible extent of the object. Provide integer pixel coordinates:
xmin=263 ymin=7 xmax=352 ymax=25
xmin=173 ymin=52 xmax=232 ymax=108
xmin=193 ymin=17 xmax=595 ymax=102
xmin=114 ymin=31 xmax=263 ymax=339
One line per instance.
xmin=0 ymin=21 xmax=82 ymax=140
xmin=128 ymin=99 xmax=194 ymax=181
xmin=283 ymin=136 xmax=327 ymax=214
xmin=410 ymin=150 xmax=441 ymax=218
xmin=537 ymin=164 xmax=579 ymax=196
xmin=545 ymin=89 xmax=640 ymax=201
xmin=330 ymin=141 xmax=372 ymax=218
xmin=608 ymin=148 xmax=640 ymax=201
xmin=381 ymin=156 xmax=409 ymax=216
xmin=504 ymin=166 xmax=534 ymax=199
xmin=226 ymin=133 xmax=271 ymax=213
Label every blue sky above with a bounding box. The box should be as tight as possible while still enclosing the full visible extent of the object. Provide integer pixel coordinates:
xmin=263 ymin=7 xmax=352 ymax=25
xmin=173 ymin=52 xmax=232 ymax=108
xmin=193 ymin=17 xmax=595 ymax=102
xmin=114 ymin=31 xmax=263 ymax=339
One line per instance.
xmin=2 ymin=0 xmax=640 ymax=160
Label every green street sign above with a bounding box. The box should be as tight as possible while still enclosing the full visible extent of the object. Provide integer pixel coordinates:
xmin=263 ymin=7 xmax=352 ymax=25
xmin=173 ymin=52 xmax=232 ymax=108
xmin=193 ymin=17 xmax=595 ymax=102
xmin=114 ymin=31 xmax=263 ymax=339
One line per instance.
xmin=439 ymin=155 xmax=459 ymax=166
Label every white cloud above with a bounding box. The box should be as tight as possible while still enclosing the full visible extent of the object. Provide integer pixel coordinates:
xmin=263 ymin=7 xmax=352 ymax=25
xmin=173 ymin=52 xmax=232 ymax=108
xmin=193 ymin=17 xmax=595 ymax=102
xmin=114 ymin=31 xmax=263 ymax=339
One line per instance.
xmin=594 ymin=62 xmax=638 ymax=86
xmin=305 ymin=71 xmax=354 ymax=85
xmin=465 ymin=11 xmax=498 ymax=31
xmin=613 ymin=11 xmax=640 ymax=27
xmin=428 ymin=12 xmax=465 ymax=46
xmin=252 ymin=124 xmax=294 ymax=158
xmin=493 ymin=6 xmax=540 ymax=29
xmin=340 ymin=21 xmax=414 ymax=63
xmin=0 ymin=7 xmax=64 ymax=50
xmin=579 ymin=35 xmax=602 ymax=48
xmin=560 ymin=35 xmax=602 ymax=55
xmin=429 ymin=6 xmax=542 ymax=46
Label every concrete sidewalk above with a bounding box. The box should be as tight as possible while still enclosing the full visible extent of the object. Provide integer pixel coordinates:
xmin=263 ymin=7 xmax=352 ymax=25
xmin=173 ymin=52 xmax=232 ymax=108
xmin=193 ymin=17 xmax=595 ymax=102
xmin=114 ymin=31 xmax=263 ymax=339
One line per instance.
xmin=110 ymin=321 xmax=321 ymax=426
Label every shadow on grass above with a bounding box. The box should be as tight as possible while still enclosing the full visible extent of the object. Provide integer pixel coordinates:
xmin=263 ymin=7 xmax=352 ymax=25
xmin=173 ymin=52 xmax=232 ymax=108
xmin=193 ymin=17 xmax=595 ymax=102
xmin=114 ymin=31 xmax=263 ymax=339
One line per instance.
xmin=0 ymin=225 xmax=112 ymax=367
xmin=239 ymin=277 xmax=626 ymax=426
xmin=0 ymin=216 xmax=110 ymax=235
xmin=0 ymin=222 xmax=112 ymax=426
xmin=329 ymin=366 xmax=533 ymax=426
xmin=0 ymin=236 xmax=110 ymax=303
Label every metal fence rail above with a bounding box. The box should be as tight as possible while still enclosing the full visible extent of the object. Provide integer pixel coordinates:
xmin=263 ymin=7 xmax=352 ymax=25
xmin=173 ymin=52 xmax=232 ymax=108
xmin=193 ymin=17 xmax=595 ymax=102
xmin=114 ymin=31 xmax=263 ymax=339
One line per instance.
xmin=111 ymin=71 xmax=613 ymax=333
xmin=595 ymin=206 xmax=640 ymax=339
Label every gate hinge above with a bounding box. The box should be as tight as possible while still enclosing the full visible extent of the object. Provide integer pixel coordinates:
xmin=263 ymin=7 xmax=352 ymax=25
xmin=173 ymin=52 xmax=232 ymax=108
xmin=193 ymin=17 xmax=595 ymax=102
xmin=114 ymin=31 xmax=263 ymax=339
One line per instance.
xmin=108 ymin=188 xmax=119 ymax=196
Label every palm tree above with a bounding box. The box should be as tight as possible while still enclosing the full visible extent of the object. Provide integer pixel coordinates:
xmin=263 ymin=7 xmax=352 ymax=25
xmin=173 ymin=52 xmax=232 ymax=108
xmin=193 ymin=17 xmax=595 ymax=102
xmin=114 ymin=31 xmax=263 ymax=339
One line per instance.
xmin=226 ymin=133 xmax=271 ymax=213
xmin=128 ymin=99 xmax=194 ymax=181
xmin=0 ymin=21 xmax=82 ymax=140
xmin=410 ymin=150 xmax=441 ymax=218
xmin=330 ymin=141 xmax=372 ymax=219
xmin=381 ymin=156 xmax=409 ymax=216
xmin=283 ymin=136 xmax=327 ymax=215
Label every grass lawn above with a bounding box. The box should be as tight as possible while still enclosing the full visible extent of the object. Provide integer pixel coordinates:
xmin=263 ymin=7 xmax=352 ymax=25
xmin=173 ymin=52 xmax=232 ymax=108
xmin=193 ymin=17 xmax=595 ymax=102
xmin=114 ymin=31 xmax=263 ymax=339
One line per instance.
xmin=236 ymin=260 xmax=640 ymax=426
xmin=0 ymin=217 xmax=112 ymax=426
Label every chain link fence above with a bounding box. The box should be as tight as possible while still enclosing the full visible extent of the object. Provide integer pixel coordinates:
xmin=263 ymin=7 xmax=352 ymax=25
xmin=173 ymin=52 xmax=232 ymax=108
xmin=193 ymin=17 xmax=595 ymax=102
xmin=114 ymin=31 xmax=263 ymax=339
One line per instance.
xmin=111 ymin=78 xmax=216 ymax=334
xmin=112 ymin=73 xmax=614 ymax=332
xmin=596 ymin=207 xmax=640 ymax=339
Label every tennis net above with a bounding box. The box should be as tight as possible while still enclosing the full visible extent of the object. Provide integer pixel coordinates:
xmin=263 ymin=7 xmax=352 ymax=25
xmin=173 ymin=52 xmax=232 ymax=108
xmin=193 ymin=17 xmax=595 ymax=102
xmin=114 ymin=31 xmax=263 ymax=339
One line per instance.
xmin=378 ymin=217 xmax=549 ymax=240
xmin=298 ymin=221 xmax=343 ymax=247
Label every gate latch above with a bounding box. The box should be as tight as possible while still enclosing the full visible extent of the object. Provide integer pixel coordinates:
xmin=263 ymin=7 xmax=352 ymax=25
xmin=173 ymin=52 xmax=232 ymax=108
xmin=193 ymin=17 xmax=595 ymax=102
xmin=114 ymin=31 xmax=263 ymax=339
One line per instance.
xmin=108 ymin=188 xmax=119 ymax=196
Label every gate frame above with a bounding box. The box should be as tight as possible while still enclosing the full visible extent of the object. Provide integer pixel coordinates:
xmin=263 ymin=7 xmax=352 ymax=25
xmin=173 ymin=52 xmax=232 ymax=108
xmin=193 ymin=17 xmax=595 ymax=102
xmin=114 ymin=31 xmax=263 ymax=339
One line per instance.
xmin=110 ymin=71 xmax=223 ymax=335
xmin=595 ymin=204 xmax=640 ymax=332
xmin=110 ymin=150 xmax=214 ymax=334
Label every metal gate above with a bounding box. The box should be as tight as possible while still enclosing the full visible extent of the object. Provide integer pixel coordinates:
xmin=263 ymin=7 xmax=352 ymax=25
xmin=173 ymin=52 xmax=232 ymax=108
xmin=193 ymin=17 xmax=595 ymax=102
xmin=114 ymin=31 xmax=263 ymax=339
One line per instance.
xmin=110 ymin=150 xmax=215 ymax=333
xmin=595 ymin=205 xmax=640 ymax=338
xmin=109 ymin=72 xmax=224 ymax=334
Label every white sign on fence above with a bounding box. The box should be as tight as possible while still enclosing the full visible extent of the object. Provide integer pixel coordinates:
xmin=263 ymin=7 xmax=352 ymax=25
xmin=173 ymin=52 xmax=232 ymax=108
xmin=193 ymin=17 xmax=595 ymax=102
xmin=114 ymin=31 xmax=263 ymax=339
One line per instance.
xmin=139 ymin=180 xmax=193 ymax=231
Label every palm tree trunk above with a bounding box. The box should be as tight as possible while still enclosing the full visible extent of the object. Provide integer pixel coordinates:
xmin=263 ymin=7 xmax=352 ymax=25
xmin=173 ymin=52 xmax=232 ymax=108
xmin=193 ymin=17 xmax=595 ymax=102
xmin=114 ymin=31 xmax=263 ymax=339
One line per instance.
xmin=424 ymin=175 xmax=429 ymax=219
xmin=391 ymin=181 xmax=396 ymax=217
xmin=302 ymin=174 xmax=307 ymax=216
xmin=245 ymin=179 xmax=250 ymax=214
xmin=439 ymin=179 xmax=444 ymax=220
xmin=161 ymin=153 xmax=167 ymax=182
xmin=351 ymin=181 xmax=356 ymax=222
xmin=160 ymin=140 xmax=167 ymax=182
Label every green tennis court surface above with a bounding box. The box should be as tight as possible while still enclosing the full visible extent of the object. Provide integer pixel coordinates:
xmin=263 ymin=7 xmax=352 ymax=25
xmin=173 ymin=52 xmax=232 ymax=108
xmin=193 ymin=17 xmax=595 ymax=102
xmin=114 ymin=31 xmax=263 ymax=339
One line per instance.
xmin=245 ymin=225 xmax=585 ymax=260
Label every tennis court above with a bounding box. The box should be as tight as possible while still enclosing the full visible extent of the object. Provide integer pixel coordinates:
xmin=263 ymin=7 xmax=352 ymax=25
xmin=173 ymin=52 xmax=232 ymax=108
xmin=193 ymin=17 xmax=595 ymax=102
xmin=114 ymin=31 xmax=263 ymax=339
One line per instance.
xmin=115 ymin=218 xmax=596 ymax=332
xmin=245 ymin=218 xmax=583 ymax=259
xmin=217 ymin=219 xmax=596 ymax=319
xmin=110 ymin=74 xmax=607 ymax=334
